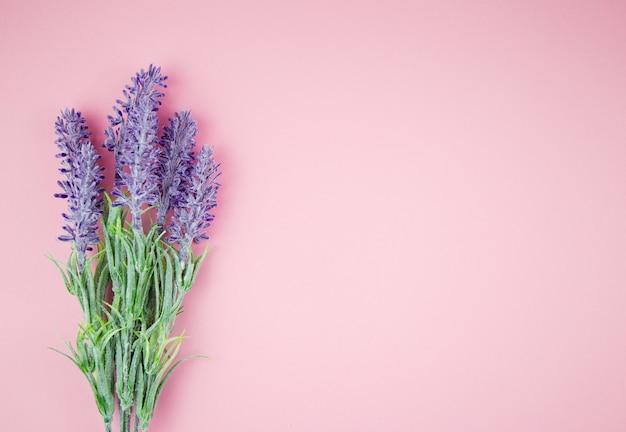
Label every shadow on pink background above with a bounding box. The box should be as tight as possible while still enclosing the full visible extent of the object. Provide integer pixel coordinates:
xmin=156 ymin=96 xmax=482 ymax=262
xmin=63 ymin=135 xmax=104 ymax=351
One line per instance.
xmin=1 ymin=0 xmax=626 ymax=430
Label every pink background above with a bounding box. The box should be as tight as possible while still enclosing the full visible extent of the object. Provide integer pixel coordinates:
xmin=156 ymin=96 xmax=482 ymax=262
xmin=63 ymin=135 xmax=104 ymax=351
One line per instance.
xmin=1 ymin=0 xmax=626 ymax=430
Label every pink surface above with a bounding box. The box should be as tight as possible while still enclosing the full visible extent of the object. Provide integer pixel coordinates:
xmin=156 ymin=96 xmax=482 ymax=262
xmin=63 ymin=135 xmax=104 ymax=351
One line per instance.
xmin=1 ymin=0 xmax=626 ymax=430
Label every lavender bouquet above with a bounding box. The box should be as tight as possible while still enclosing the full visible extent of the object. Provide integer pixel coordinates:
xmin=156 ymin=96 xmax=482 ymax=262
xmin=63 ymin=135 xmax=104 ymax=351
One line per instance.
xmin=50 ymin=66 xmax=220 ymax=432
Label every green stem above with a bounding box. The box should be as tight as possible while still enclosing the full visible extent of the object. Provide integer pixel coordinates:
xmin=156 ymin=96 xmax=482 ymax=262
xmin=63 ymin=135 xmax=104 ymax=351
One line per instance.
xmin=120 ymin=407 xmax=131 ymax=432
xmin=133 ymin=411 xmax=141 ymax=432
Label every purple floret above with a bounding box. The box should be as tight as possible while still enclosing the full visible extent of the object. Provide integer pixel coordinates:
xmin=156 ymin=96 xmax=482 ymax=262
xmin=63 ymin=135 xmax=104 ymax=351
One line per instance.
xmin=103 ymin=65 xmax=167 ymax=230
xmin=168 ymin=145 xmax=221 ymax=262
xmin=54 ymin=109 xmax=104 ymax=270
xmin=156 ymin=111 xmax=197 ymax=227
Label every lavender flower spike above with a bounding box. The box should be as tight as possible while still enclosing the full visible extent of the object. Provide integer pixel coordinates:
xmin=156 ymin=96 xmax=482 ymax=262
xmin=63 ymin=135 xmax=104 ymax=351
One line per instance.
xmin=104 ymin=65 xmax=167 ymax=230
xmin=168 ymin=145 xmax=221 ymax=262
xmin=54 ymin=109 xmax=105 ymax=270
xmin=156 ymin=111 xmax=197 ymax=227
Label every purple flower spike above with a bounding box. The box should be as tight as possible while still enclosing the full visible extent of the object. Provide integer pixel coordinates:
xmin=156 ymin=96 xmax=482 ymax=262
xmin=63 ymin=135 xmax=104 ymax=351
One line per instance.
xmin=103 ymin=65 xmax=167 ymax=230
xmin=156 ymin=111 xmax=197 ymax=227
xmin=168 ymin=145 xmax=221 ymax=262
xmin=54 ymin=109 xmax=105 ymax=270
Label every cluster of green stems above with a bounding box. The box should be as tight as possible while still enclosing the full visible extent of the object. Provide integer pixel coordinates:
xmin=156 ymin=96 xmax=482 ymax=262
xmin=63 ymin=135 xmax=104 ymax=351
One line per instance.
xmin=52 ymin=196 xmax=206 ymax=432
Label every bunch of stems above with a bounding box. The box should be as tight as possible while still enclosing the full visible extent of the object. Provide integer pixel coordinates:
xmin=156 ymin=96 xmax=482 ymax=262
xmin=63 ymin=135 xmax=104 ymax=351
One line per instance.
xmin=52 ymin=195 xmax=206 ymax=432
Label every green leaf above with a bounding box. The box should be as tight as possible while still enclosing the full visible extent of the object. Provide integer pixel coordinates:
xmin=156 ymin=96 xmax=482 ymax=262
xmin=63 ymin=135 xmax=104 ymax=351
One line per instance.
xmin=47 ymin=254 xmax=76 ymax=295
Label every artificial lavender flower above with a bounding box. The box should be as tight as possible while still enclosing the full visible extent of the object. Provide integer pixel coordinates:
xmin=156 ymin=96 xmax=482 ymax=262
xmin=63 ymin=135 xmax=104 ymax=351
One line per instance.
xmin=54 ymin=108 xmax=104 ymax=270
xmin=156 ymin=111 xmax=197 ymax=227
xmin=52 ymin=67 xmax=223 ymax=432
xmin=103 ymin=65 xmax=167 ymax=230
xmin=168 ymin=145 xmax=221 ymax=262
